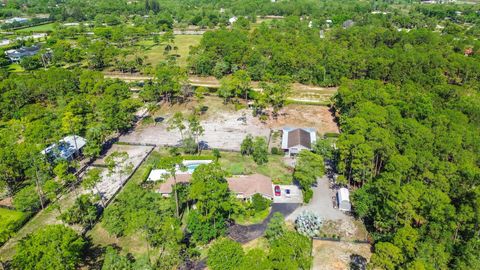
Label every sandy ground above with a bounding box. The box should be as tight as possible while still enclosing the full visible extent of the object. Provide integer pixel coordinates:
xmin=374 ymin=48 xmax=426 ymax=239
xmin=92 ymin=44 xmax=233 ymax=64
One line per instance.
xmin=120 ymin=108 xmax=270 ymax=151
xmin=287 ymin=176 xmax=347 ymax=222
xmin=120 ymin=102 xmax=338 ymax=151
xmin=88 ymin=144 xmax=153 ymax=202
xmin=312 ymin=240 xmax=371 ymax=270
xmin=266 ymin=105 xmax=339 ymax=134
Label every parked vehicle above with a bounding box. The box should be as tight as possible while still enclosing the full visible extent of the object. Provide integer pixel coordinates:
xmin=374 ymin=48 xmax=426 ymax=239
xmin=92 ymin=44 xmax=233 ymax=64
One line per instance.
xmin=274 ymin=185 xmax=281 ymax=196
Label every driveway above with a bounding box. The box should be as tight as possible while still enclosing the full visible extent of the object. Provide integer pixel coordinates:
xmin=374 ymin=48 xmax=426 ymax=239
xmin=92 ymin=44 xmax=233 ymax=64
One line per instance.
xmin=228 ymin=203 xmax=300 ymax=243
xmin=287 ymin=176 xmax=348 ymax=222
xmin=273 ymin=185 xmax=303 ymax=203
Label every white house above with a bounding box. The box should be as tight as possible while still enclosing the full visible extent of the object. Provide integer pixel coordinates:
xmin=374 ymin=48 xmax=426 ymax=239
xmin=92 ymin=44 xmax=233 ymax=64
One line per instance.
xmin=281 ymin=128 xmax=317 ymax=156
xmin=228 ymin=16 xmax=238 ymax=24
xmin=337 ymin=188 xmax=351 ymax=211
xmin=41 ymin=135 xmax=86 ymax=161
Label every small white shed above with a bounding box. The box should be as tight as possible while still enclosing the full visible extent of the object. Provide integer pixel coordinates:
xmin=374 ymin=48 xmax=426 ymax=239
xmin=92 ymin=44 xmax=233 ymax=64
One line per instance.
xmin=337 ymin=188 xmax=351 ymax=211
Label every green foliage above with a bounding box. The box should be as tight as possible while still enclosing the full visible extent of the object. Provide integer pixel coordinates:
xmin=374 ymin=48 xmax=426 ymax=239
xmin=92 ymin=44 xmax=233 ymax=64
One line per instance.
xmin=270 ymin=147 xmax=281 ymax=155
xmin=251 ymin=193 xmax=271 ymax=212
xmin=252 ymin=136 xmax=268 ymax=165
xmin=207 ymin=238 xmax=244 ymax=270
xmin=13 ymin=185 xmax=41 ymax=212
xmin=60 ymin=194 xmax=98 ymax=227
xmin=102 ymin=182 xmax=174 ymax=237
xmin=265 ymin=212 xmax=286 ymax=242
xmin=337 ymin=78 xmax=480 ymax=268
xmin=0 ymin=208 xmax=28 ymax=246
xmin=293 ymin=150 xmax=324 ymax=202
xmin=187 ymin=163 xmax=232 ymax=243
xmin=268 ymin=231 xmax=313 ymax=270
xmin=240 ymin=134 xmax=254 ymax=156
xmin=13 ymin=225 xmax=86 ymax=270
xmin=102 ymin=246 xmax=133 ymax=270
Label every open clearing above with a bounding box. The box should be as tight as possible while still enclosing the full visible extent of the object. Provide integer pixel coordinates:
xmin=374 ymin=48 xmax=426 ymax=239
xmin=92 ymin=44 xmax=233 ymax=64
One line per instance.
xmin=120 ymin=97 xmax=270 ymax=151
xmin=138 ymin=34 xmax=202 ymax=67
xmin=120 ymin=97 xmax=338 ymax=151
xmin=312 ymin=240 xmax=371 ymax=270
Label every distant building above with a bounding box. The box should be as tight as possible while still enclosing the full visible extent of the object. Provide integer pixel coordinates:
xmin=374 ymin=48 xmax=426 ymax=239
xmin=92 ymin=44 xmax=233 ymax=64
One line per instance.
xmin=342 ymin=19 xmax=354 ymax=29
xmin=337 ymin=188 xmax=351 ymax=211
xmin=4 ymin=45 xmax=40 ymax=62
xmin=229 ymin=16 xmax=238 ymax=25
xmin=281 ymin=128 xmax=317 ymax=156
xmin=41 ymin=135 xmax=87 ymax=161
xmin=4 ymin=17 xmax=28 ymax=24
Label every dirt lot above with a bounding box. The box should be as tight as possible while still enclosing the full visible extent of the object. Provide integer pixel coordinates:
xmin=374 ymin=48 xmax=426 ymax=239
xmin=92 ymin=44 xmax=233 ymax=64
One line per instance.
xmin=312 ymin=240 xmax=371 ymax=270
xmin=120 ymin=98 xmax=270 ymax=151
xmin=120 ymin=98 xmax=339 ymax=150
xmin=266 ymin=105 xmax=339 ymax=134
xmin=89 ymin=144 xmax=153 ymax=202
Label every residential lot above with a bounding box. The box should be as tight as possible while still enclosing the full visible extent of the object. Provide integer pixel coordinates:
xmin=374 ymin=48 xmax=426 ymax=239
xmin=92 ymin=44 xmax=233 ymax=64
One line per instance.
xmin=287 ymin=176 xmax=347 ymax=222
xmin=120 ymin=98 xmax=270 ymax=151
xmin=312 ymin=240 xmax=371 ymax=270
xmin=89 ymin=144 xmax=153 ymax=203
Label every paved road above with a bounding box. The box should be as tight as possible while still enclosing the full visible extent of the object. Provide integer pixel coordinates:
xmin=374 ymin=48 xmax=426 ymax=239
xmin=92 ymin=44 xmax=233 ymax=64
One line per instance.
xmin=228 ymin=203 xmax=300 ymax=243
xmin=287 ymin=176 xmax=348 ymax=222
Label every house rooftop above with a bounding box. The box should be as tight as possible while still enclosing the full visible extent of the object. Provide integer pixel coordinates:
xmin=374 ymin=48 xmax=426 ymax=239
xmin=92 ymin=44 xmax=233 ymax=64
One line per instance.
xmin=281 ymin=127 xmax=316 ymax=149
xmin=41 ymin=135 xmax=86 ymax=160
xmin=158 ymin=173 xmax=273 ymax=199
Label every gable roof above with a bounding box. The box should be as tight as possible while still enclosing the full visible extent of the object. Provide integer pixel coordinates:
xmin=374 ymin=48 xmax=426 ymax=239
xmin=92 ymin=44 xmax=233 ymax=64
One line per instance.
xmin=227 ymin=174 xmax=273 ymax=199
xmin=287 ymin=128 xmax=312 ymax=148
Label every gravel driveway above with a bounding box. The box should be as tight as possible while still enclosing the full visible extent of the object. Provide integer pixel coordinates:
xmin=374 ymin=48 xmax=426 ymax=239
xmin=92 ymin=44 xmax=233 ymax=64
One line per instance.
xmin=287 ymin=176 xmax=348 ymax=222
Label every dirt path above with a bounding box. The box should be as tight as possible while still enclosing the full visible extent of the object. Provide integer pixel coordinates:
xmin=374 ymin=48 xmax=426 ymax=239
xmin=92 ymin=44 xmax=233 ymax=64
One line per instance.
xmin=103 ymin=72 xmax=338 ymax=93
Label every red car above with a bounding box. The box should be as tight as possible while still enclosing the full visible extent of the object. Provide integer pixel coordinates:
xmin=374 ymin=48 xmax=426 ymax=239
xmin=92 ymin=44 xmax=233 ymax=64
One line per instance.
xmin=274 ymin=185 xmax=281 ymax=196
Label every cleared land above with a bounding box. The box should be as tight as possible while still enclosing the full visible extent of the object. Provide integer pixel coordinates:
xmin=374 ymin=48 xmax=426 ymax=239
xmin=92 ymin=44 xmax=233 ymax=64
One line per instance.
xmin=121 ymin=96 xmax=338 ymax=151
xmin=312 ymin=240 xmax=371 ymax=270
xmin=137 ymin=34 xmax=202 ymax=67
xmin=120 ymin=97 xmax=270 ymax=151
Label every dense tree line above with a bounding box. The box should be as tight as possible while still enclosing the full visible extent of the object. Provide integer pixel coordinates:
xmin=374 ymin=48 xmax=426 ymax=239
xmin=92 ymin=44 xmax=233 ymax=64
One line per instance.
xmin=333 ymin=79 xmax=480 ymax=269
xmin=0 ymin=68 xmax=139 ymax=205
xmin=189 ymin=14 xmax=480 ymax=86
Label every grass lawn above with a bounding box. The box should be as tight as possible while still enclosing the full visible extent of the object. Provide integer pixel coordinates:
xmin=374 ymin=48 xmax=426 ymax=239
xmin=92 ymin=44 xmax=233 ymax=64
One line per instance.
xmin=140 ymin=34 xmax=202 ymax=67
xmin=15 ymin=22 xmax=55 ymax=33
xmin=0 ymin=208 xmax=27 ymax=245
xmin=233 ymin=207 xmax=270 ymax=226
xmin=8 ymin=63 xmax=25 ymax=73
xmin=218 ymin=152 xmax=293 ymax=184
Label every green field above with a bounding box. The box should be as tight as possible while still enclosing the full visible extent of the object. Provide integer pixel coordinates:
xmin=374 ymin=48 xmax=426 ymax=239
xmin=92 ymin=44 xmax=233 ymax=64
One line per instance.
xmin=139 ymin=34 xmax=202 ymax=67
xmin=15 ymin=22 xmax=55 ymax=33
xmin=0 ymin=208 xmax=27 ymax=245
xmin=8 ymin=63 xmax=25 ymax=73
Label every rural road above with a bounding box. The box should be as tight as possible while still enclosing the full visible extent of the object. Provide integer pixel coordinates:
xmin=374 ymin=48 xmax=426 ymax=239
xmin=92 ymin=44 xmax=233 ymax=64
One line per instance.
xmin=103 ymin=72 xmax=338 ymax=93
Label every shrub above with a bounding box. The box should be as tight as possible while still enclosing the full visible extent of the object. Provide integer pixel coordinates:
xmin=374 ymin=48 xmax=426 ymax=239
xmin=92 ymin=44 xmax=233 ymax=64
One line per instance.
xmin=271 ymin=147 xmax=281 ymax=155
xmin=303 ymin=188 xmax=313 ymax=203
xmin=251 ymin=193 xmax=271 ymax=212
xmin=295 ymin=211 xmax=323 ymax=237
xmin=60 ymin=194 xmax=99 ymax=227
xmin=13 ymin=185 xmax=41 ymax=212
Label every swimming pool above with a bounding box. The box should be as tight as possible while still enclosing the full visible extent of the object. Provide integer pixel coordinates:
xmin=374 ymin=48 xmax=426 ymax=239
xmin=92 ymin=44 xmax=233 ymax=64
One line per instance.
xmin=186 ymin=163 xmax=200 ymax=173
xmin=183 ymin=160 xmax=212 ymax=173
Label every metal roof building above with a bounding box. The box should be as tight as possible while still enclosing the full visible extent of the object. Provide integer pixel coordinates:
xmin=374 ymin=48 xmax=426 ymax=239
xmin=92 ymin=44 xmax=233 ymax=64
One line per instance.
xmin=41 ymin=135 xmax=86 ymax=161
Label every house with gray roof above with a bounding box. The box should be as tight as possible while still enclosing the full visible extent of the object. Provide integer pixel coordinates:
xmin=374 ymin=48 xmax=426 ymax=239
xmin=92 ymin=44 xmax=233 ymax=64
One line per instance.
xmin=281 ymin=127 xmax=317 ymax=156
xmin=41 ymin=135 xmax=87 ymax=161
xmin=5 ymin=45 xmax=40 ymax=62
